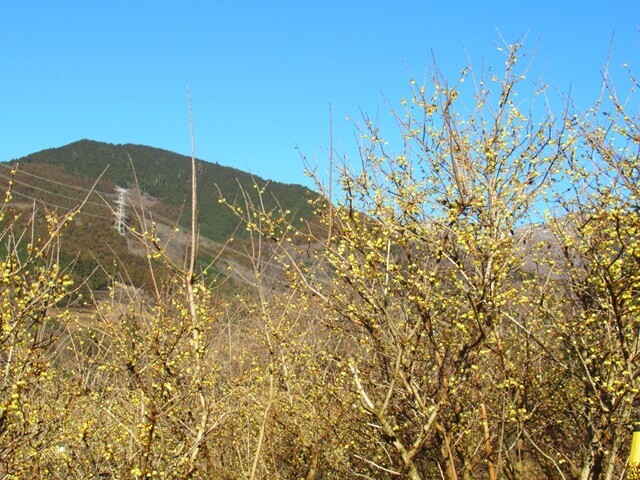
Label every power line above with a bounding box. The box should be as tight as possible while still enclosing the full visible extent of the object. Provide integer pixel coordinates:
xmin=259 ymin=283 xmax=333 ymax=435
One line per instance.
xmin=7 ymin=190 xmax=114 ymax=221
xmin=0 ymin=171 xmax=109 ymax=211
xmin=0 ymin=162 xmax=114 ymax=197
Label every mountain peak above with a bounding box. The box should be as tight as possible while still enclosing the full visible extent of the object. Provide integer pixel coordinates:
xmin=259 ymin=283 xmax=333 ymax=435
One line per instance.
xmin=5 ymin=139 xmax=316 ymax=242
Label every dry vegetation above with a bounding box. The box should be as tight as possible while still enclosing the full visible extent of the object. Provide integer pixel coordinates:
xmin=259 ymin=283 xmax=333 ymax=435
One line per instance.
xmin=1 ymin=43 xmax=639 ymax=479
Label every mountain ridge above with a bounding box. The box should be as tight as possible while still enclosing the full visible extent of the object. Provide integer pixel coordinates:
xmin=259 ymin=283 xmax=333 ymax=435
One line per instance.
xmin=5 ymin=139 xmax=317 ymax=242
xmin=0 ymin=139 xmax=318 ymax=291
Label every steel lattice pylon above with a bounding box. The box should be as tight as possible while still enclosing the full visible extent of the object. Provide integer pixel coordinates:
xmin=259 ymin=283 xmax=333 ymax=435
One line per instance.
xmin=114 ymin=186 xmax=128 ymax=236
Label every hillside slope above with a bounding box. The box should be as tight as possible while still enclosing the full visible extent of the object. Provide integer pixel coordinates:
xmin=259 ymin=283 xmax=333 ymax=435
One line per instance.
xmin=0 ymin=140 xmax=318 ymax=291
xmin=6 ymin=139 xmax=316 ymax=242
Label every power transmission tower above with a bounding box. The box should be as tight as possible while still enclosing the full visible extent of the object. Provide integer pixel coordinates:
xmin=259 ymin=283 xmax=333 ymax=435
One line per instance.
xmin=114 ymin=186 xmax=128 ymax=236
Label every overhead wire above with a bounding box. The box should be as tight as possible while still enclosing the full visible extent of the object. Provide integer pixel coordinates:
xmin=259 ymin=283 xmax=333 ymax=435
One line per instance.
xmin=0 ymin=171 xmax=110 ymax=211
xmin=0 ymin=162 xmax=114 ymax=196
xmin=7 ymin=190 xmax=114 ymax=221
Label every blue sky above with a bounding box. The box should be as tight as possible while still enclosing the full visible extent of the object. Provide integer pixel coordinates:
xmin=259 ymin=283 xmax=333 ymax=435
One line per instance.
xmin=1 ymin=1 xmax=638 ymax=187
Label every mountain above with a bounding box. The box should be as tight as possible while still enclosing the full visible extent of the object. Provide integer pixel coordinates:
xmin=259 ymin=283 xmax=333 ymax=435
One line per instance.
xmin=0 ymin=139 xmax=318 ymax=291
xmin=6 ymin=139 xmax=316 ymax=241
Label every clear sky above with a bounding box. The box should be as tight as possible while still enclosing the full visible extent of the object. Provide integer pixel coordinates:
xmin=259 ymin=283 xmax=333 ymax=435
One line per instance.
xmin=1 ymin=1 xmax=638 ymax=188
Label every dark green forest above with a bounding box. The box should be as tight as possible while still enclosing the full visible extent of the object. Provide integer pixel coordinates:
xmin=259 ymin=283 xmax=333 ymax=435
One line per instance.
xmin=8 ymin=139 xmax=316 ymax=242
xmin=0 ymin=140 xmax=317 ymax=292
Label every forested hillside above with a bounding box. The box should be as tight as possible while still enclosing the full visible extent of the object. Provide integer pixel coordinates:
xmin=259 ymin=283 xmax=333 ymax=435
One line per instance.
xmin=8 ymin=139 xmax=316 ymax=242
xmin=0 ymin=140 xmax=317 ymax=292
